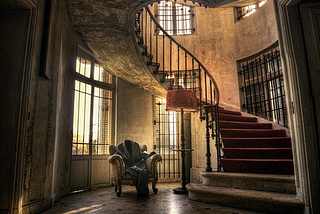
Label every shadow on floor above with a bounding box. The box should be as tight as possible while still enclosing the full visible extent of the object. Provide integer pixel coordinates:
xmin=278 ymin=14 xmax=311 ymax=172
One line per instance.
xmin=41 ymin=183 xmax=263 ymax=214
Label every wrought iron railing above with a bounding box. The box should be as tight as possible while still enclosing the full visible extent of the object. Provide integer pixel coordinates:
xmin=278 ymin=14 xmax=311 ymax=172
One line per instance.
xmin=238 ymin=44 xmax=287 ymax=127
xmin=134 ymin=6 xmax=221 ymax=172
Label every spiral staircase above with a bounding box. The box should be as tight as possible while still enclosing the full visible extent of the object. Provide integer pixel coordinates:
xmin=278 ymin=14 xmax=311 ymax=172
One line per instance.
xmin=132 ymin=4 xmax=303 ymax=214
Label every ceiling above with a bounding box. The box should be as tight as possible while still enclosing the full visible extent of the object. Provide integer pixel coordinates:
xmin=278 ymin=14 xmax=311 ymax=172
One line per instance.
xmin=67 ymin=0 xmax=254 ymax=97
xmin=3 ymin=0 xmax=255 ymax=98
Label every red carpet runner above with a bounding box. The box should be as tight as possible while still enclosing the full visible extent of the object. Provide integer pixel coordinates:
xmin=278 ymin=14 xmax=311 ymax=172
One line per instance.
xmin=220 ymin=109 xmax=294 ymax=175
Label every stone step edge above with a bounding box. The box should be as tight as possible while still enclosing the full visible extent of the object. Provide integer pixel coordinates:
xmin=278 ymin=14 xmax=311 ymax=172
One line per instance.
xmin=200 ymin=172 xmax=296 ymax=194
xmin=186 ymin=183 xmax=304 ymax=214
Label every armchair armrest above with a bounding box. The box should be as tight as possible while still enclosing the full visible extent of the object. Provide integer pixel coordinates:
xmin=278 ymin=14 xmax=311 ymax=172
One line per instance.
xmin=145 ymin=154 xmax=162 ymax=177
xmin=108 ymin=154 xmax=126 ymax=177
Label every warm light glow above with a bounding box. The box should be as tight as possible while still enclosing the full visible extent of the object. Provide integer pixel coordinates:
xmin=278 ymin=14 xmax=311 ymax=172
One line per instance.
xmin=62 ymin=205 xmax=102 ymax=214
xmin=166 ymin=90 xmax=198 ymax=112
xmin=259 ymin=0 xmax=267 ymax=7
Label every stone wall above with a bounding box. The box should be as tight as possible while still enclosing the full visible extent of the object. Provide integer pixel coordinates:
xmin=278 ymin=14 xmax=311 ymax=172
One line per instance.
xmin=116 ymin=78 xmax=155 ymax=149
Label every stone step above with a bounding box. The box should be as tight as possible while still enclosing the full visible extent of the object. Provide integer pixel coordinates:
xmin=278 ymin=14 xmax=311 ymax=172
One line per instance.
xmin=187 ymin=183 xmax=304 ymax=214
xmin=200 ymin=172 xmax=296 ymax=194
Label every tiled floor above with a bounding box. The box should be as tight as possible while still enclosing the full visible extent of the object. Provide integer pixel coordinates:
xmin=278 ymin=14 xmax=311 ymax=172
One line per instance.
xmin=41 ymin=183 xmax=263 ymax=214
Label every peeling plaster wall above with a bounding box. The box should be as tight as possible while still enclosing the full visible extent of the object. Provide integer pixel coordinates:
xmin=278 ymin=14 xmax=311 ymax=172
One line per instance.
xmin=234 ymin=0 xmax=278 ymax=60
xmin=22 ymin=0 xmax=78 ymax=212
xmin=0 ymin=0 xmax=82 ymax=213
xmin=116 ymin=78 xmax=154 ymax=149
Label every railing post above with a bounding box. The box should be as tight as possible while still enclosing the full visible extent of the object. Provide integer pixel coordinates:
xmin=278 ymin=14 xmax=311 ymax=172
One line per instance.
xmin=215 ymin=104 xmax=221 ymax=172
xmin=205 ymin=106 xmax=212 ymax=172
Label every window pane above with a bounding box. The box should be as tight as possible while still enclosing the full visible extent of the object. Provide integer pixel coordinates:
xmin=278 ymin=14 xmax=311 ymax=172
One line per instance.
xmin=157 ymin=1 xmax=193 ymax=35
xmin=94 ymin=64 xmax=112 ymax=84
xmin=92 ymin=88 xmax=112 ymax=155
xmin=73 ymin=81 xmax=91 ymax=155
xmin=76 ymin=56 xmax=91 ymax=78
xmin=176 ymin=5 xmax=192 ymax=35
xmin=158 ymin=1 xmax=173 ymax=35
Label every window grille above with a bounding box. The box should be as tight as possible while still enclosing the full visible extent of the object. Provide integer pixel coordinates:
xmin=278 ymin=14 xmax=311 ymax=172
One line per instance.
xmin=235 ymin=0 xmax=267 ymax=21
xmin=72 ymin=56 xmax=113 ymax=155
xmin=155 ymin=98 xmax=181 ymax=178
xmin=156 ymin=1 xmax=195 ymax=35
xmin=238 ymin=44 xmax=287 ymax=127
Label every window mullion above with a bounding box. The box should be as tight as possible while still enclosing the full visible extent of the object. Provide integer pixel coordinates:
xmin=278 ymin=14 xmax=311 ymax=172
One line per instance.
xmin=172 ymin=3 xmax=177 ymax=35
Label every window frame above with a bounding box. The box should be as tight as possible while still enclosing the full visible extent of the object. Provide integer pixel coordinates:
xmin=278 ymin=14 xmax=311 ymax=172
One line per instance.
xmin=235 ymin=0 xmax=268 ymax=21
xmin=72 ymin=46 xmax=115 ymax=156
xmin=155 ymin=0 xmax=195 ymax=36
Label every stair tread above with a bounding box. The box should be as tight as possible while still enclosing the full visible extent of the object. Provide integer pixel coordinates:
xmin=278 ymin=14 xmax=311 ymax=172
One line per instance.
xmin=201 ymin=172 xmax=295 ymax=181
xmin=219 ymin=114 xmax=257 ymax=122
xmin=219 ymin=109 xmax=242 ymax=115
xmin=187 ymin=183 xmax=300 ymax=201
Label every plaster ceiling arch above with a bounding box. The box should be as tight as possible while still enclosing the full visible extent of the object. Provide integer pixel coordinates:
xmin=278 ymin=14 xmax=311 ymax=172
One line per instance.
xmin=66 ymin=0 xmax=248 ymax=97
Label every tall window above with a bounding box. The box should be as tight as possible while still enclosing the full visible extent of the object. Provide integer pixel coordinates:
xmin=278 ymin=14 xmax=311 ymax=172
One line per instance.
xmin=154 ymin=98 xmax=180 ymax=179
xmin=238 ymin=44 xmax=287 ymax=127
xmin=156 ymin=1 xmax=195 ymax=35
xmin=72 ymin=55 xmax=113 ymax=155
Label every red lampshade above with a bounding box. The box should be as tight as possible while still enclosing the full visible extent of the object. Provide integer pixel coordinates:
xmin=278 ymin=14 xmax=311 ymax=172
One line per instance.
xmin=166 ymin=89 xmax=198 ymax=112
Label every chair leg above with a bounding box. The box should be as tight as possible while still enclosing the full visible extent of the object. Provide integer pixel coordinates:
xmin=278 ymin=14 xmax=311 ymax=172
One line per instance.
xmin=114 ymin=182 xmax=118 ymax=192
xmin=116 ymin=180 xmax=122 ymax=197
xmin=152 ymin=178 xmax=158 ymax=194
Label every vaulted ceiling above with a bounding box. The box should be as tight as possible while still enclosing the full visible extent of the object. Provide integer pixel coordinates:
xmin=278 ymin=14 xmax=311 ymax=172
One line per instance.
xmin=66 ymin=0 xmax=243 ymax=97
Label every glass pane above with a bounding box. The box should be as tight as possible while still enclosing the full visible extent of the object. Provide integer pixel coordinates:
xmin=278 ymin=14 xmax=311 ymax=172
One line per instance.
xmin=72 ymin=81 xmax=92 ymax=155
xmin=92 ymin=87 xmax=112 ymax=155
xmin=76 ymin=57 xmax=91 ymax=78
xmin=158 ymin=1 xmax=173 ymax=35
xmin=176 ymin=5 xmax=192 ymax=35
xmin=94 ymin=64 xmax=112 ymax=84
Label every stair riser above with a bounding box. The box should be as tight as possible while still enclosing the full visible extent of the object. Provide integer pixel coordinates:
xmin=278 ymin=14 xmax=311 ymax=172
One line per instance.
xmin=220 ymin=129 xmax=287 ymax=138
xmin=219 ymin=109 xmax=241 ymax=116
xmin=187 ymin=184 xmax=304 ymax=214
xmin=201 ymin=172 xmax=296 ymax=194
xmin=222 ymin=137 xmax=292 ymax=148
xmin=220 ymin=121 xmax=272 ymax=129
xmin=221 ymin=159 xmax=294 ymax=175
xmin=223 ymin=148 xmax=293 ymax=159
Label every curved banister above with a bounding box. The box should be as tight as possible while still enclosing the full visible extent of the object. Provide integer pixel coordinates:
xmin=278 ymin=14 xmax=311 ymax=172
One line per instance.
xmin=134 ymin=4 xmax=222 ymax=172
xmin=145 ymin=6 xmax=220 ymax=105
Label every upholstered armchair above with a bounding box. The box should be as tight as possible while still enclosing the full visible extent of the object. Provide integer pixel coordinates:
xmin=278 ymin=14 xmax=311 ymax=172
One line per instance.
xmin=108 ymin=144 xmax=162 ymax=197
